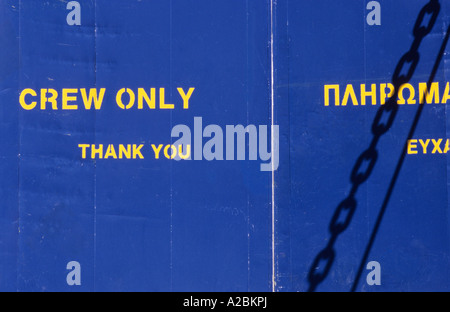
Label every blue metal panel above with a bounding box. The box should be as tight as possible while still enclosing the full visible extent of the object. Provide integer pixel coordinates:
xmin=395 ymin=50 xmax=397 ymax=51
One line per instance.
xmin=4 ymin=0 xmax=273 ymax=292
xmin=2 ymin=0 xmax=450 ymax=292
xmin=274 ymin=0 xmax=450 ymax=292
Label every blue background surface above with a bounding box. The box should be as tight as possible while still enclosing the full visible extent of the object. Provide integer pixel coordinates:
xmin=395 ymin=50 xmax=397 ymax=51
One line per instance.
xmin=274 ymin=0 xmax=450 ymax=291
xmin=1 ymin=0 xmax=450 ymax=292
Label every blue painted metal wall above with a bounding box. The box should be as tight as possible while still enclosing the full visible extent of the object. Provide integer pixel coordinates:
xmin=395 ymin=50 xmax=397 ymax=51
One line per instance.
xmin=274 ymin=0 xmax=450 ymax=292
xmin=0 ymin=0 xmax=449 ymax=292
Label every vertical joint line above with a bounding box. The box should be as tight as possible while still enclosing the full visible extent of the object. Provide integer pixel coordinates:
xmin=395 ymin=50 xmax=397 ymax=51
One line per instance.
xmin=270 ymin=0 xmax=276 ymax=293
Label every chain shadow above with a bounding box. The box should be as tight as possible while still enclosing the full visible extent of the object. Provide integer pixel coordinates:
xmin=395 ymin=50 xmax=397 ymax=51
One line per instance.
xmin=306 ymin=0 xmax=449 ymax=292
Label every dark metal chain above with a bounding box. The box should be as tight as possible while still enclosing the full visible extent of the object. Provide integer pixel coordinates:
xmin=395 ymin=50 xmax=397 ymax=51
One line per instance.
xmin=307 ymin=0 xmax=441 ymax=292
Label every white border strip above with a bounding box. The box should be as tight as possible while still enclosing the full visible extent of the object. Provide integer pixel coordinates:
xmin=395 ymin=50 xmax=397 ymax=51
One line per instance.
xmin=270 ymin=0 xmax=276 ymax=293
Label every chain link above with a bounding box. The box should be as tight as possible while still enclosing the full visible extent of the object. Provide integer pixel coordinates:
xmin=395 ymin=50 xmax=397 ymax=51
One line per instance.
xmin=308 ymin=246 xmax=335 ymax=288
xmin=413 ymin=0 xmax=440 ymax=38
xmin=350 ymin=148 xmax=378 ymax=185
xmin=329 ymin=197 xmax=357 ymax=234
xmin=371 ymin=97 xmax=399 ymax=135
xmin=392 ymin=50 xmax=420 ymax=87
